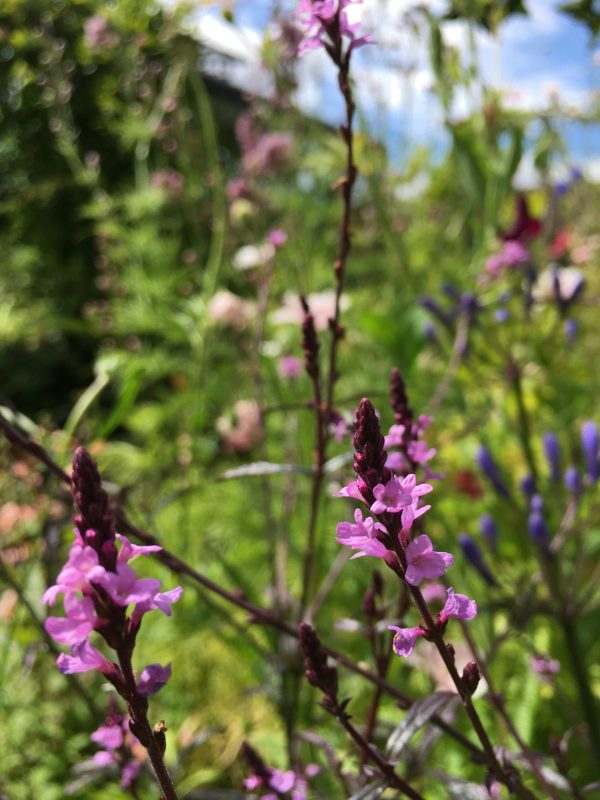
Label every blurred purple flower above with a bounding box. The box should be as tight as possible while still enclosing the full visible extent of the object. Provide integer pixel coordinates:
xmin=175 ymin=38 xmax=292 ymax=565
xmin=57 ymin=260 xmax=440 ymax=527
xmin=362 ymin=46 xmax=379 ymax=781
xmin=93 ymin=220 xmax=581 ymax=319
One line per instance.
xmin=581 ymin=421 xmax=599 ymax=481
xmin=458 ymin=534 xmax=496 ymax=586
xmin=564 ymin=466 xmax=582 ymax=495
xmin=479 ymin=513 xmax=498 ymax=551
xmin=543 ymin=432 xmax=561 ymax=483
xmin=476 ymin=446 xmax=511 ymax=499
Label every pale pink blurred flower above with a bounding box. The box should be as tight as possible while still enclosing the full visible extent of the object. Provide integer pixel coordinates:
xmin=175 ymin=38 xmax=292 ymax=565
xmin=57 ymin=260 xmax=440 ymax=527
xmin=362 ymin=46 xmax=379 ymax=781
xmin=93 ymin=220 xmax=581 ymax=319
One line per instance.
xmin=242 ymin=133 xmax=293 ymax=174
xmin=271 ymin=290 xmax=350 ymax=331
xmin=149 ymin=169 xmax=184 ymax=194
xmin=233 ymin=242 xmax=275 ymax=272
xmin=266 ymin=228 xmax=288 ymax=248
xmin=84 ymin=16 xmax=119 ymax=49
xmin=207 ymin=290 xmax=255 ymax=330
xmin=278 ymin=355 xmax=302 ymax=379
xmin=217 ymin=400 xmax=262 ymax=453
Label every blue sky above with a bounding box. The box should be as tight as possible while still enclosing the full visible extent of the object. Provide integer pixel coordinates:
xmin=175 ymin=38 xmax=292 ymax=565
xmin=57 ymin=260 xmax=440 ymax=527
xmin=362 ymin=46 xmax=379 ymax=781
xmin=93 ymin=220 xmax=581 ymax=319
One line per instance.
xmin=193 ymin=0 xmax=600 ymax=183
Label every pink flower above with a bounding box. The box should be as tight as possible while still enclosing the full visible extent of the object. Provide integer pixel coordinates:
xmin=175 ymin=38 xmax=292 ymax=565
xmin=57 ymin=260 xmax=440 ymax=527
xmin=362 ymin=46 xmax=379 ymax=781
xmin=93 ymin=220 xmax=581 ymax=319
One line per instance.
xmin=278 ymin=355 xmax=302 ymax=379
xmin=137 ymin=663 xmax=172 ymax=696
xmin=91 ymin=723 xmax=124 ymax=750
xmin=266 ymin=228 xmax=287 ymax=247
xmin=42 ymin=542 xmax=100 ymax=604
xmin=439 ymin=588 xmax=477 ymax=623
xmin=45 ymin=594 xmax=97 ymax=645
xmin=296 ymin=0 xmax=373 ymax=55
xmin=370 ymin=474 xmax=432 ymax=527
xmin=485 ymin=240 xmax=528 ymax=278
xmin=116 ymin=534 xmax=162 ymax=563
xmin=131 ymin=586 xmax=183 ymax=625
xmin=335 ymin=479 xmax=365 ymax=501
xmin=388 ymin=625 xmax=425 ymax=657
xmin=57 ymin=639 xmax=114 ymax=675
xmin=384 ymin=424 xmax=406 ymax=448
xmin=89 ymin=562 xmax=161 ymax=607
xmin=336 ymin=509 xmax=389 ymax=559
xmin=407 ymin=440 xmax=437 ymax=464
xmin=385 ymin=451 xmax=406 ymax=471
xmin=404 ymin=534 xmax=453 ymax=586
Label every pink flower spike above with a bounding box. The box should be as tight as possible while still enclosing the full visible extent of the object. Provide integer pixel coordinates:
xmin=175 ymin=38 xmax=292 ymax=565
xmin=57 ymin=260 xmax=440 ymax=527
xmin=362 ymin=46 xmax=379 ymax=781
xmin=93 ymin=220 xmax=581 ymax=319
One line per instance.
xmin=440 ymin=587 xmax=477 ymax=623
xmin=404 ymin=535 xmax=454 ymax=586
xmin=116 ymin=533 xmax=162 ymax=562
xmin=57 ymin=639 xmax=113 ymax=675
xmin=388 ymin=625 xmax=425 ymax=657
xmin=137 ymin=663 xmax=172 ymax=696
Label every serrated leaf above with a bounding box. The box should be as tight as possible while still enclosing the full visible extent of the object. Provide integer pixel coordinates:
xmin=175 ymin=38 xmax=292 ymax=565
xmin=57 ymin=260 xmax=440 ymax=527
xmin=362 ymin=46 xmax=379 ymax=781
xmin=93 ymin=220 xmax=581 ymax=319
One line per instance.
xmin=385 ymin=691 xmax=456 ymax=758
xmin=220 ymin=461 xmax=312 ymax=480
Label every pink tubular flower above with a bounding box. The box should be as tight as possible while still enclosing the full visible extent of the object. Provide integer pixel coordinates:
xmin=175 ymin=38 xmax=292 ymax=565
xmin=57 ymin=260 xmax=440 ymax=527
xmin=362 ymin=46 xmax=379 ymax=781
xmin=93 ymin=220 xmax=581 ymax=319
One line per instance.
xmin=116 ymin=533 xmax=162 ymax=562
xmin=336 ymin=508 xmax=390 ymax=559
xmin=41 ymin=542 xmax=100 ymax=604
xmin=404 ymin=534 xmax=453 ymax=586
xmin=91 ymin=722 xmax=124 ymax=750
xmin=439 ymin=587 xmax=477 ymax=623
xmin=89 ymin=562 xmax=162 ymax=607
xmin=407 ymin=440 xmax=437 ymax=464
xmin=370 ymin=474 xmax=433 ymax=527
xmin=131 ymin=585 xmax=183 ymax=625
xmin=335 ymin=479 xmax=366 ymax=502
xmin=57 ymin=639 xmax=114 ymax=675
xmin=137 ymin=663 xmax=172 ymax=696
xmin=388 ymin=625 xmax=425 ymax=657
xmin=45 ymin=594 xmax=97 ymax=646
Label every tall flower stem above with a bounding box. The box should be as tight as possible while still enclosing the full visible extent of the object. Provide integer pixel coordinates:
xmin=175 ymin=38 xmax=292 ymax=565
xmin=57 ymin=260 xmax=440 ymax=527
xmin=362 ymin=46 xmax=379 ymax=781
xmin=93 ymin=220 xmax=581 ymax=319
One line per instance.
xmin=299 ymin=24 xmax=357 ymax=618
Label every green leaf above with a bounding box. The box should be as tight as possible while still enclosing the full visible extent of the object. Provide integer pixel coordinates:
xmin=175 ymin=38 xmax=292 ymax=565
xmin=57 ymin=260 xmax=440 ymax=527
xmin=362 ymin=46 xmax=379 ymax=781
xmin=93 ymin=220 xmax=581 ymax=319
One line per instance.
xmin=385 ymin=691 xmax=456 ymax=758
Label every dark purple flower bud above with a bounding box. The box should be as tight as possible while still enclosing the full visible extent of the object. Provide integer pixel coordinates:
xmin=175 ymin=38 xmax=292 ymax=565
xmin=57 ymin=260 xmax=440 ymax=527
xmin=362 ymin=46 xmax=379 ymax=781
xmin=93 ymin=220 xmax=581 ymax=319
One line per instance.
xmin=458 ymin=533 xmax=497 ymax=586
xmin=528 ymin=509 xmax=549 ymax=547
xmin=300 ymin=296 xmax=320 ymax=380
xmin=564 ymin=466 xmax=582 ymax=495
xmin=581 ymin=421 xmax=599 ymax=482
xmin=299 ymin=623 xmax=339 ymax=714
xmin=519 ymin=474 xmax=537 ymax=502
xmin=461 ymin=660 xmax=480 ymax=696
xmin=71 ymin=447 xmax=116 ymax=567
xmin=479 ymin=513 xmax=498 ymax=551
xmin=353 ymin=398 xmax=390 ymax=497
xmin=543 ymin=433 xmax=561 ymax=483
xmin=476 ymin=446 xmax=511 ymax=499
